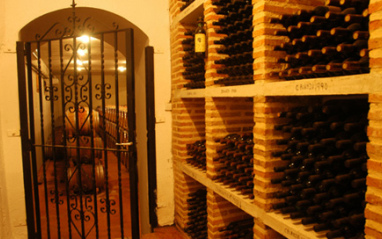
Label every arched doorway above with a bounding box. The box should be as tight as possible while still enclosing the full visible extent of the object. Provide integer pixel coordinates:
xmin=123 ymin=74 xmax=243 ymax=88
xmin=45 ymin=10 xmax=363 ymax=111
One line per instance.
xmin=17 ymin=4 xmax=156 ymax=239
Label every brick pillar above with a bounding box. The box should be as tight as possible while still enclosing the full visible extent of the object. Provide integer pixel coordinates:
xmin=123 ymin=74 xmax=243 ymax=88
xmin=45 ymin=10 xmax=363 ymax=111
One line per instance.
xmin=169 ymin=0 xmax=182 ymax=20
xmin=368 ymin=0 xmax=382 ymax=73
xmin=252 ymin=0 xmax=324 ymax=82
xmin=170 ymin=23 xmax=196 ymax=91
xmin=365 ymin=94 xmax=382 ymax=239
xmin=172 ymin=97 xmax=205 ymax=233
xmin=207 ymin=189 xmax=252 ymax=239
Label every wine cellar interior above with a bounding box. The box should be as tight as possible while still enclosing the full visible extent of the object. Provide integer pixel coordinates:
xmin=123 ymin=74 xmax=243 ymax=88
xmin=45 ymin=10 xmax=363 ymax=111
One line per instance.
xmin=170 ymin=0 xmax=382 ymax=238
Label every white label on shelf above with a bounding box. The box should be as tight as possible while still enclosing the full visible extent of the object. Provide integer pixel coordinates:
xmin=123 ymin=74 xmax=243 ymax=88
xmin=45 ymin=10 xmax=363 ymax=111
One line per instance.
xmin=294 ymin=81 xmax=329 ymax=92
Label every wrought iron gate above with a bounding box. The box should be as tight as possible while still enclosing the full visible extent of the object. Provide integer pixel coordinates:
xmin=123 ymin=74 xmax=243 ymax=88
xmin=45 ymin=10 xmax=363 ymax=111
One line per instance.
xmin=17 ymin=4 xmax=139 ymax=239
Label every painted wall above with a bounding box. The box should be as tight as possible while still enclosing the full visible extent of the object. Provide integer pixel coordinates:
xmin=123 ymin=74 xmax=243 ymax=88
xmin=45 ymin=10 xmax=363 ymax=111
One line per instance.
xmin=0 ymin=0 xmax=173 ymax=237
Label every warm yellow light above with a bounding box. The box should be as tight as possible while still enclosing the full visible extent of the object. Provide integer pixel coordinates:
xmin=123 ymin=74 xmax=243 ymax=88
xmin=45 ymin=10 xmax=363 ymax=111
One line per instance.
xmin=78 ymin=49 xmax=87 ymax=56
xmin=118 ymin=66 xmax=126 ymax=72
xmin=78 ymin=35 xmax=90 ymax=43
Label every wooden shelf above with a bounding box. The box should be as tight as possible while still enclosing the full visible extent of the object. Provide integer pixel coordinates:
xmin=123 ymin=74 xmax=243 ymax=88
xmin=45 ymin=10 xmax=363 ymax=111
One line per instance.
xmin=177 ymin=161 xmax=326 ymax=239
xmin=173 ymin=87 xmax=205 ymax=98
xmin=171 ymin=0 xmax=204 ymax=27
xmin=207 ymin=84 xmax=258 ymax=97
xmin=264 ymin=73 xmax=381 ymax=96
xmin=174 ymin=73 xmax=382 ymax=99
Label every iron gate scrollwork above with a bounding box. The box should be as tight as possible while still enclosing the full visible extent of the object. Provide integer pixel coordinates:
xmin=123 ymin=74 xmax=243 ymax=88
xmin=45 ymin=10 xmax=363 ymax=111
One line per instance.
xmin=17 ymin=2 xmax=139 ymax=239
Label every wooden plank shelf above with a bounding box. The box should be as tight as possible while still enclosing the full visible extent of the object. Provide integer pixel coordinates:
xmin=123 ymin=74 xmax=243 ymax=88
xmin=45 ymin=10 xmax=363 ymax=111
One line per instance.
xmin=174 ymin=73 xmax=382 ymax=99
xmin=206 ymin=84 xmax=258 ymax=97
xmin=263 ymin=73 xmax=382 ymax=96
xmin=177 ymin=161 xmax=326 ymax=239
xmin=171 ymin=0 xmax=204 ymax=27
xmin=173 ymin=87 xmax=205 ymax=98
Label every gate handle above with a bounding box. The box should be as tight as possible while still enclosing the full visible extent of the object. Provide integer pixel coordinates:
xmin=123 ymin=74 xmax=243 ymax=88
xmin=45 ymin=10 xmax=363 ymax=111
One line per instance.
xmin=115 ymin=142 xmax=133 ymax=146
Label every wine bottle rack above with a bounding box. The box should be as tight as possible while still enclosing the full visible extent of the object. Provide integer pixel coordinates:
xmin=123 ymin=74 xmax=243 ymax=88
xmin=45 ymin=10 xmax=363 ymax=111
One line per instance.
xmin=186 ymin=140 xmax=206 ymax=170
xmin=97 ymin=105 xmax=129 ymax=168
xmin=170 ymin=0 xmax=381 ymax=238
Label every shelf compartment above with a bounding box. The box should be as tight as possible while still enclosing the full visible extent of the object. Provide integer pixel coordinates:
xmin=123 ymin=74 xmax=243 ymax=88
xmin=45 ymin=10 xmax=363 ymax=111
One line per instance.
xmin=178 ymin=161 xmax=328 ymax=239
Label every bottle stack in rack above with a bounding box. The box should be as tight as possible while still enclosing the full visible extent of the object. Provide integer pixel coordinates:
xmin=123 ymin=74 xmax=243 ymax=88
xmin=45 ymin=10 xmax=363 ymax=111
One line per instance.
xmin=169 ymin=0 xmax=382 ymax=238
xmin=184 ymin=189 xmax=208 ymax=239
xmin=218 ymin=218 xmax=254 ymax=239
xmin=97 ymin=105 xmax=129 ymax=168
xmin=213 ymin=0 xmax=254 ymax=86
xmin=214 ymin=133 xmax=254 ymax=199
xmin=271 ymin=1 xmax=370 ymax=80
xmin=271 ymin=98 xmax=368 ymax=238
xmin=187 ymin=140 xmax=206 ymax=170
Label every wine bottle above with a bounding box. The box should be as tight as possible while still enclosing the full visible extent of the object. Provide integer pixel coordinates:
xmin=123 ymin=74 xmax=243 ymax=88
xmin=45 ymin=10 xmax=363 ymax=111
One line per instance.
xmin=194 ymin=16 xmax=206 ymax=58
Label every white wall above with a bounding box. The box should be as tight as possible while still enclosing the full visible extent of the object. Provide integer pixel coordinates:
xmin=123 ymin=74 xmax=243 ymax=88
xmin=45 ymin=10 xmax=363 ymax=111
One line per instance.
xmin=0 ymin=0 xmax=173 ymax=237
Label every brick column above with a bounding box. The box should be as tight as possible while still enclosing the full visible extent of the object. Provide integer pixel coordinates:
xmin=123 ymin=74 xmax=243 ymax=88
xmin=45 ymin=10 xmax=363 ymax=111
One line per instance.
xmin=254 ymin=218 xmax=285 ymax=239
xmin=368 ymin=0 xmax=382 ymax=72
xmin=365 ymin=94 xmax=382 ymax=239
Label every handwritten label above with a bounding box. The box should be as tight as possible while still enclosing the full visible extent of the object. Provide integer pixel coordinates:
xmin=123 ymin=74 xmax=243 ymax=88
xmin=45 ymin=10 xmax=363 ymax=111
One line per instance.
xmin=295 ymin=81 xmax=328 ymax=92
xmin=283 ymin=227 xmax=310 ymax=239
xmin=221 ymin=88 xmax=238 ymax=94
xmin=186 ymin=91 xmax=197 ymax=96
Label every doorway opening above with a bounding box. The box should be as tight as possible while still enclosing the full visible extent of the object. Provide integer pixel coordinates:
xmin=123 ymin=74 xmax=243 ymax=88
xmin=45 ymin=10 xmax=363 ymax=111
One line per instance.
xmin=17 ymin=5 xmax=156 ymax=239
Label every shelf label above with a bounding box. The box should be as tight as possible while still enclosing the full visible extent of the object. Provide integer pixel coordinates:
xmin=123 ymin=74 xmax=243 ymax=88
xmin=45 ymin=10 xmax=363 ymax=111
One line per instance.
xmin=283 ymin=227 xmax=311 ymax=239
xmin=294 ymin=81 xmax=328 ymax=92
xmin=220 ymin=88 xmax=237 ymax=94
xmin=186 ymin=91 xmax=197 ymax=96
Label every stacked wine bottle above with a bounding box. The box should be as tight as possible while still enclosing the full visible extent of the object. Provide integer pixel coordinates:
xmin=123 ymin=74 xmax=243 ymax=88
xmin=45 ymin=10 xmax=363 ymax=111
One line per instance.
xmin=218 ymin=218 xmax=254 ymax=239
xmin=186 ymin=140 xmax=206 ymax=170
xmin=184 ymin=189 xmax=207 ymax=239
xmin=271 ymin=0 xmax=370 ymax=80
xmin=213 ymin=0 xmax=254 ymax=86
xmin=215 ymin=133 xmax=254 ymax=199
xmin=182 ymin=30 xmax=206 ymax=89
xmin=271 ymin=98 xmax=368 ymax=238
xmin=180 ymin=0 xmax=195 ymax=11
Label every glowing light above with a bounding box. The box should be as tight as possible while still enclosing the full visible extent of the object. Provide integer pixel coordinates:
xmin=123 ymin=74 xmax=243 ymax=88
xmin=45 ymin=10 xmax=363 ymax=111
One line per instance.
xmin=77 ymin=49 xmax=87 ymax=56
xmin=118 ymin=66 xmax=126 ymax=72
xmin=78 ymin=35 xmax=90 ymax=43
